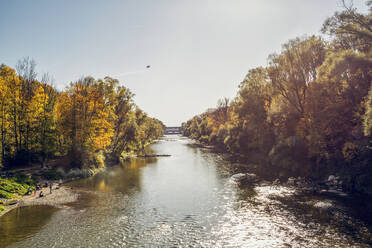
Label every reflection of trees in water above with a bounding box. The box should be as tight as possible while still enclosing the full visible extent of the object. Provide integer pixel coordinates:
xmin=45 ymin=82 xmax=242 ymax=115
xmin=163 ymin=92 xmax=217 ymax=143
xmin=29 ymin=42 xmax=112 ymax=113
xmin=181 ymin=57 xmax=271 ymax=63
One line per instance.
xmin=0 ymin=206 xmax=57 ymax=247
xmin=91 ymin=155 xmax=159 ymax=195
xmin=69 ymin=143 xmax=160 ymax=195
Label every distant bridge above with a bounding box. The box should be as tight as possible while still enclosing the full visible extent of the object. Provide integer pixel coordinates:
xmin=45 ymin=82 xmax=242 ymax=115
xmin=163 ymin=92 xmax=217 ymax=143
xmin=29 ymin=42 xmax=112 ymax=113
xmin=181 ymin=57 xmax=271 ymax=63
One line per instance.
xmin=164 ymin=126 xmax=181 ymax=135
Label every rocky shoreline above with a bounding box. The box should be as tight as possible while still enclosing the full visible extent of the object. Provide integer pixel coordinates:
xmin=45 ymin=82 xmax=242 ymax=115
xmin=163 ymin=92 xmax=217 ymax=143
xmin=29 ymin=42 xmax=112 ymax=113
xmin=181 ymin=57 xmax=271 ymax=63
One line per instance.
xmin=231 ymin=172 xmax=348 ymax=197
xmin=191 ymin=140 xmax=352 ymax=198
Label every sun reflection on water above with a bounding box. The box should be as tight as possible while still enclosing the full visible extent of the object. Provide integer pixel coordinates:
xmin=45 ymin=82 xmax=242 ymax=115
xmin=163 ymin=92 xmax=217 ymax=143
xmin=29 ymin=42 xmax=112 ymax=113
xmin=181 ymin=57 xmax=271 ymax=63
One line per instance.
xmin=2 ymin=137 xmax=371 ymax=248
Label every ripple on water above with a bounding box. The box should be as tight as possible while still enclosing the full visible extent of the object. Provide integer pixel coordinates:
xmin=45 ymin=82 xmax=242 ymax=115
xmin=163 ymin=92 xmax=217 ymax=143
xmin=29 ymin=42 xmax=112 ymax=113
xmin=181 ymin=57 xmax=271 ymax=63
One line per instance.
xmin=202 ymin=184 xmax=371 ymax=248
xmin=0 ymin=206 xmax=58 ymax=248
xmin=5 ymin=137 xmax=372 ymax=248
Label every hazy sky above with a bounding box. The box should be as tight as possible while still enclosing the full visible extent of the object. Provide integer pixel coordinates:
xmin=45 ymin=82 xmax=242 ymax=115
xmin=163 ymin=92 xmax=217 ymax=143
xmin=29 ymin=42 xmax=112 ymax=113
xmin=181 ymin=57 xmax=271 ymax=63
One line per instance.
xmin=0 ymin=0 xmax=369 ymax=126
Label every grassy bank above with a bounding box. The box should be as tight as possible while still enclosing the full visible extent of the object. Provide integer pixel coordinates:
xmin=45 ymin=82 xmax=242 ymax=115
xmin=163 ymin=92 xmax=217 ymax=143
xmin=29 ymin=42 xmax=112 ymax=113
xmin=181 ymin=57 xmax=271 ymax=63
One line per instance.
xmin=0 ymin=165 xmax=89 ymax=216
xmin=0 ymin=173 xmax=37 ymax=213
xmin=0 ymin=165 xmax=102 ymax=215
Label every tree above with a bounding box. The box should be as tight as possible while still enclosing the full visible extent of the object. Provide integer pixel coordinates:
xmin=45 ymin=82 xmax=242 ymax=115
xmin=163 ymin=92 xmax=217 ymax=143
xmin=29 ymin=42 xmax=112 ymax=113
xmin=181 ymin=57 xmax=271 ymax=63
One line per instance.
xmin=268 ymin=36 xmax=326 ymax=117
xmin=0 ymin=65 xmax=22 ymax=159
xmin=0 ymin=66 xmax=10 ymax=166
xmin=363 ymin=85 xmax=372 ymax=136
xmin=55 ymin=77 xmax=114 ymax=168
xmin=231 ymin=68 xmax=273 ymax=153
xmin=16 ymin=57 xmax=37 ymax=153
xmin=322 ymin=0 xmax=372 ymax=53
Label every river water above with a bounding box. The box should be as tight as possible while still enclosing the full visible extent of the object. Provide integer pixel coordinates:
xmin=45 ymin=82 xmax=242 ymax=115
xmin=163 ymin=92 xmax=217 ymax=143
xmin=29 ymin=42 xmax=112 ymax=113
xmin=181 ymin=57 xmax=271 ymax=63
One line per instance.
xmin=1 ymin=135 xmax=371 ymax=247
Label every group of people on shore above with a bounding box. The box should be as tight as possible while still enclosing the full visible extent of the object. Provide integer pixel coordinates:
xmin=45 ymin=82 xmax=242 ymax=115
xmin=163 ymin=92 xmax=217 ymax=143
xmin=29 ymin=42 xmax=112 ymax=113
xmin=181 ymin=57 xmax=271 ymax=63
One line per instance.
xmin=27 ymin=179 xmax=63 ymax=198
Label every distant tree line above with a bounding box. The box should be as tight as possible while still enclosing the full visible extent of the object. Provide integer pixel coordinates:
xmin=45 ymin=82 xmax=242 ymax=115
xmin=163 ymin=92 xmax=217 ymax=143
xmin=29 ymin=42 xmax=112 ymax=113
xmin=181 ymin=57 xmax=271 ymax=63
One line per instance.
xmin=182 ymin=2 xmax=372 ymax=194
xmin=0 ymin=59 xmax=164 ymax=170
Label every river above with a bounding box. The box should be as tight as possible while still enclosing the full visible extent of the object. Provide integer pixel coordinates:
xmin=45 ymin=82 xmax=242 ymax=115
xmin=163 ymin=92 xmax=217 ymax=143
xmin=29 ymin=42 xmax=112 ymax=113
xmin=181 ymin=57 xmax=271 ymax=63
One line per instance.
xmin=0 ymin=135 xmax=371 ymax=247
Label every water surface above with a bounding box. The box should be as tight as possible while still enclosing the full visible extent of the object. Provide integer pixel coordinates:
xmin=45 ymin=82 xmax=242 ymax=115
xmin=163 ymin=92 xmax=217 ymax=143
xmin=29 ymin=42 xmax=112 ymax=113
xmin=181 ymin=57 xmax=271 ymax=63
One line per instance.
xmin=1 ymin=136 xmax=371 ymax=247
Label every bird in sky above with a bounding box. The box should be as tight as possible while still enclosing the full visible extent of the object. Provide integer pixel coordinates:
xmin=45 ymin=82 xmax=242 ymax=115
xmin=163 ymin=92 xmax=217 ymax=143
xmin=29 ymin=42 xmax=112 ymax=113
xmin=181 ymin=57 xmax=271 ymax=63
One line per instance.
xmin=146 ymin=65 xmax=151 ymax=68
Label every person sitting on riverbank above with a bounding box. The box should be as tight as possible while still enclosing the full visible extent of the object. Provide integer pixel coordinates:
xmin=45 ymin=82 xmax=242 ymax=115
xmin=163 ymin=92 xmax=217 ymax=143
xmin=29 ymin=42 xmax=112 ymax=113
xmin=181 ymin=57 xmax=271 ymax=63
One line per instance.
xmin=39 ymin=191 xmax=44 ymax=198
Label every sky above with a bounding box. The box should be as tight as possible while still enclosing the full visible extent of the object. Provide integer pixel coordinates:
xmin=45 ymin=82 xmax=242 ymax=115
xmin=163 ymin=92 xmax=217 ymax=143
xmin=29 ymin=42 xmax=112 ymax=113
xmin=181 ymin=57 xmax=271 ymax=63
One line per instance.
xmin=0 ymin=0 xmax=369 ymax=126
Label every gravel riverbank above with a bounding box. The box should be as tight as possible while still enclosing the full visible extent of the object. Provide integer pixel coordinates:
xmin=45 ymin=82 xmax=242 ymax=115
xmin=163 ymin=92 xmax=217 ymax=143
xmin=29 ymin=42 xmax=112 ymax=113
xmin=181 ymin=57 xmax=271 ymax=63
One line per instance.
xmin=0 ymin=186 xmax=78 ymax=218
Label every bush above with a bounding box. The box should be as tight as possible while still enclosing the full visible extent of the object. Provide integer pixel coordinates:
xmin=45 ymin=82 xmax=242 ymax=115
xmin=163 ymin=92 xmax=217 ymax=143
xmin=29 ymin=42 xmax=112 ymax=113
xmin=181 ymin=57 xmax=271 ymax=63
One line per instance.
xmin=0 ymin=176 xmax=34 ymax=199
xmin=13 ymin=172 xmax=35 ymax=186
xmin=199 ymin=135 xmax=210 ymax=144
xmin=67 ymin=168 xmax=95 ymax=178
xmin=4 ymin=199 xmax=18 ymax=205
xmin=54 ymin=167 xmax=96 ymax=179
xmin=0 ymin=189 xmax=14 ymax=199
xmin=41 ymin=169 xmax=63 ymax=180
xmin=268 ymin=136 xmax=311 ymax=178
xmin=0 ymin=205 xmax=4 ymax=213
xmin=93 ymin=151 xmax=105 ymax=168
xmin=0 ymin=178 xmax=28 ymax=194
xmin=342 ymin=142 xmax=359 ymax=162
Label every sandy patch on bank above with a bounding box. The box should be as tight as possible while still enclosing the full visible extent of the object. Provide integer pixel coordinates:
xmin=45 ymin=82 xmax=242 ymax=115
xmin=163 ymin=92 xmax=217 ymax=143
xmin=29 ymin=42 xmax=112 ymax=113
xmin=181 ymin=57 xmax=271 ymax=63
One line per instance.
xmin=0 ymin=186 xmax=78 ymax=218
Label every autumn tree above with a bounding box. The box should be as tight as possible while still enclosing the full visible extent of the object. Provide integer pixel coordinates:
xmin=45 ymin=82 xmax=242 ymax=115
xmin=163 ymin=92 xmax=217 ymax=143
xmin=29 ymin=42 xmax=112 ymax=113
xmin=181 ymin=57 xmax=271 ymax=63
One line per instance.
xmin=268 ymin=36 xmax=326 ymax=119
xmin=16 ymin=57 xmax=37 ymax=154
xmin=230 ymin=67 xmax=274 ymax=153
xmin=322 ymin=0 xmax=372 ymax=53
xmin=55 ymin=77 xmax=114 ymax=168
xmin=363 ymin=85 xmax=372 ymax=137
xmin=0 ymin=65 xmax=22 ymax=162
